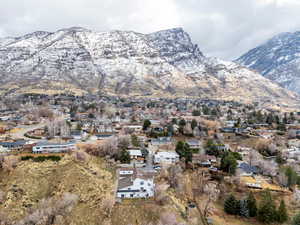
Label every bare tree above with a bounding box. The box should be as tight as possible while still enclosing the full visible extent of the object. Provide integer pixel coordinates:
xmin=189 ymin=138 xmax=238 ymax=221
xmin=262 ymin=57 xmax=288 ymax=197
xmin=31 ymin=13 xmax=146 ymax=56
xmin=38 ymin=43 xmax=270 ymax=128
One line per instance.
xmin=158 ymin=212 xmax=178 ymax=225
xmin=293 ymin=189 xmax=300 ymax=206
xmin=168 ymin=165 xmax=183 ymax=189
xmin=101 ymin=196 xmax=115 ymax=218
xmin=2 ymin=156 xmax=19 ymax=172
xmin=248 ymin=150 xmax=263 ymax=166
xmin=17 ymin=193 xmax=78 ymax=225
xmin=154 ymin=183 xmax=170 ymax=205
xmin=0 ymin=189 xmax=5 ymax=203
xmin=203 ymin=183 xmax=220 ymax=217
xmin=72 ymin=151 xmax=89 ymax=162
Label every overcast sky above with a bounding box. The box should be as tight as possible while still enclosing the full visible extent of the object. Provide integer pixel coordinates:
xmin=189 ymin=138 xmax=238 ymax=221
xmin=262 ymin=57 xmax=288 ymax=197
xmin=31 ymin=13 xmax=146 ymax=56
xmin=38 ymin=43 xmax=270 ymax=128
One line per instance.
xmin=1 ymin=0 xmax=300 ymax=60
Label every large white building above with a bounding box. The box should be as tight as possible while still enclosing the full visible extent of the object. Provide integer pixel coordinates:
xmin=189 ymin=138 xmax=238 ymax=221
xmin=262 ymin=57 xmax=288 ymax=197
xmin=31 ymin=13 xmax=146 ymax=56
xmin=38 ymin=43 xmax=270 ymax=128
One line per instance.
xmin=117 ymin=169 xmax=155 ymax=199
xmin=153 ymin=151 xmax=179 ymax=164
xmin=32 ymin=141 xmax=76 ymax=153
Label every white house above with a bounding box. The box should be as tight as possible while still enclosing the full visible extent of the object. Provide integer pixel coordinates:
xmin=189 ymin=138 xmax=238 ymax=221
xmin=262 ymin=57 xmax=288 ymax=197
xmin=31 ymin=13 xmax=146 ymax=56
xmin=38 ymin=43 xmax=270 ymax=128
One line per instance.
xmin=186 ymin=139 xmax=202 ymax=151
xmin=154 ymin=151 xmax=179 ymax=164
xmin=117 ymin=169 xmax=155 ymax=199
xmin=119 ymin=168 xmax=134 ymax=175
xmin=128 ymin=149 xmax=144 ymax=161
xmin=123 ymin=125 xmax=143 ymax=132
xmin=0 ymin=145 xmax=9 ymax=153
xmin=32 ymin=141 xmax=76 ymax=153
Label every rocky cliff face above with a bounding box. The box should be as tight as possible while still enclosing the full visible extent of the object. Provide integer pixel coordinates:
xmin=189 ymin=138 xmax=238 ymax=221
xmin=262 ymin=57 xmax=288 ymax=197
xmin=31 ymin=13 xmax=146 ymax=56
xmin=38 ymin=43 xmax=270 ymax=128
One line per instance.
xmin=236 ymin=31 xmax=300 ymax=95
xmin=0 ymin=27 xmax=299 ymax=108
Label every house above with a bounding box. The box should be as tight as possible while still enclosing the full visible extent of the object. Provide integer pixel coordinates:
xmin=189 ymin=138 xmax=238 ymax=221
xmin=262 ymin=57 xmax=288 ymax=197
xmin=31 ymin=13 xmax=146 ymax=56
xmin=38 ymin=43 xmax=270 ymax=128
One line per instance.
xmin=225 ymin=120 xmax=236 ymax=128
xmin=0 ymin=145 xmax=9 ymax=153
xmin=119 ymin=168 xmax=135 ymax=175
xmin=0 ymin=140 xmax=26 ymax=151
xmin=154 ymin=151 xmax=179 ymax=164
xmin=237 ymin=162 xmax=259 ymax=176
xmin=186 ymin=139 xmax=202 ymax=151
xmin=151 ymin=137 xmax=173 ymax=146
xmin=71 ymin=131 xmax=84 ymax=140
xmin=192 ymin=154 xmax=217 ymax=167
xmin=117 ymin=169 xmax=155 ymax=199
xmin=150 ymin=120 xmax=160 ymax=127
xmin=220 ymin=127 xmax=236 ymax=133
xmin=123 ymin=125 xmax=143 ymax=133
xmin=216 ymin=144 xmax=230 ymax=151
xmin=93 ymin=133 xmax=115 ymax=140
xmin=32 ymin=141 xmax=76 ymax=153
xmin=127 ymin=149 xmax=144 ymax=162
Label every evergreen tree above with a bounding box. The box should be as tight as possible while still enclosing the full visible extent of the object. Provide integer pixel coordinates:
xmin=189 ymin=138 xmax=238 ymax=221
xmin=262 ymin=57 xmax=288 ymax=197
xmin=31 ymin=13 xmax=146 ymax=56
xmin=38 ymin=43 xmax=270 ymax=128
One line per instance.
xmin=266 ymin=113 xmax=274 ymax=125
xmin=247 ymin=192 xmax=257 ymax=217
xmin=220 ymin=152 xmax=238 ymax=175
xmin=191 ymin=119 xmax=198 ymax=130
xmin=292 ymin=212 xmax=300 ymax=225
xmin=171 ymin=118 xmax=177 ymax=125
xmin=167 ymin=124 xmax=174 ymax=136
xmin=175 ymin=141 xmax=192 ymax=163
xmin=277 ymin=123 xmax=286 ymax=131
xmin=179 ymin=119 xmax=186 ymax=127
xmin=235 ymin=118 xmax=242 ymax=128
xmin=275 ymin=115 xmax=280 ymax=124
xmin=239 ymin=199 xmax=250 ymax=218
xmin=119 ymin=150 xmax=130 ymax=163
xmin=285 ymin=166 xmax=298 ymax=188
xmin=276 ymin=200 xmax=288 ymax=223
xmin=192 ymin=110 xmax=201 ymax=116
xmin=131 ymin=134 xmax=140 ymax=147
xmin=143 ymin=119 xmax=151 ymax=131
xmin=257 ymin=190 xmax=276 ymax=223
xmin=202 ymin=105 xmax=211 ymax=115
xmin=178 ymin=119 xmax=186 ymax=134
xmin=224 ymin=194 xmax=238 ymax=215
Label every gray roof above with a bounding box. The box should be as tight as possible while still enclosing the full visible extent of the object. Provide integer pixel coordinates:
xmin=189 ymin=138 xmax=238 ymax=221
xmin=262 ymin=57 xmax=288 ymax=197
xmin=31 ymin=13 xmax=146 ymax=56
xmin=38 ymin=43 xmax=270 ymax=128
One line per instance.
xmin=117 ymin=177 xmax=133 ymax=190
xmin=238 ymin=163 xmax=259 ymax=174
xmin=35 ymin=141 xmax=75 ymax=146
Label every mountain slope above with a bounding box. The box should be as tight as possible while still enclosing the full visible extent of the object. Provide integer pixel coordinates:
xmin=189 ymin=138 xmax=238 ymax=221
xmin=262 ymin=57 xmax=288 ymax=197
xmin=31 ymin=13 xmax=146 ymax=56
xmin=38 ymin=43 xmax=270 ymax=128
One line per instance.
xmin=236 ymin=31 xmax=300 ymax=94
xmin=0 ymin=27 xmax=299 ymax=108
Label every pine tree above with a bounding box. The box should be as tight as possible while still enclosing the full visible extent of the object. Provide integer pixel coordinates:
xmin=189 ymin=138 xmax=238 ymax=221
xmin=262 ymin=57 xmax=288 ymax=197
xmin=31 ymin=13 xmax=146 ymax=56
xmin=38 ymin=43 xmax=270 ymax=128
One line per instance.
xmin=143 ymin=119 xmax=151 ymax=131
xmin=292 ymin=212 xmax=300 ymax=225
xmin=247 ymin=192 xmax=257 ymax=217
xmin=191 ymin=119 xmax=198 ymax=130
xmin=224 ymin=194 xmax=238 ymax=215
xmin=119 ymin=150 xmax=130 ymax=163
xmin=276 ymin=200 xmax=288 ymax=223
xmin=257 ymin=190 xmax=276 ymax=223
xmin=239 ymin=200 xmax=249 ymax=218
xmin=220 ymin=153 xmax=238 ymax=175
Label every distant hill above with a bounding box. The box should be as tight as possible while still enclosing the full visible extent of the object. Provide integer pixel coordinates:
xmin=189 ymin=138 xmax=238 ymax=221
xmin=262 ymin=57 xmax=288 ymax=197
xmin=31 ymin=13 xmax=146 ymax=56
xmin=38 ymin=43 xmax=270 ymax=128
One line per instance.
xmin=237 ymin=31 xmax=300 ymax=95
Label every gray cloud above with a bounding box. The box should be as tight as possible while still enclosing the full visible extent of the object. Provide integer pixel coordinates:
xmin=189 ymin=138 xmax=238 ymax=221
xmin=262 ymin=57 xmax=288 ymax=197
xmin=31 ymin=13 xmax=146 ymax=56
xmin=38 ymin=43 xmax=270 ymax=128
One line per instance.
xmin=1 ymin=0 xmax=300 ymax=60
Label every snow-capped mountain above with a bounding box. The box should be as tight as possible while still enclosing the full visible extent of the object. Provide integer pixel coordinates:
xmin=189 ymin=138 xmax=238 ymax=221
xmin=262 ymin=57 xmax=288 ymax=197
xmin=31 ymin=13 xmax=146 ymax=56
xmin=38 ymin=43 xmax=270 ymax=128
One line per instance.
xmin=236 ymin=31 xmax=300 ymax=94
xmin=0 ymin=27 xmax=298 ymax=108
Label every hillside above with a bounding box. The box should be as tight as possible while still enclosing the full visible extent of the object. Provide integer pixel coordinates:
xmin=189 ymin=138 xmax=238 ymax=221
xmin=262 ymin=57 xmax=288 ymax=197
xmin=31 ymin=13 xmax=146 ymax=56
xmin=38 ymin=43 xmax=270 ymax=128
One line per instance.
xmin=236 ymin=31 xmax=300 ymax=95
xmin=0 ymin=154 xmax=115 ymax=224
xmin=0 ymin=27 xmax=299 ymax=108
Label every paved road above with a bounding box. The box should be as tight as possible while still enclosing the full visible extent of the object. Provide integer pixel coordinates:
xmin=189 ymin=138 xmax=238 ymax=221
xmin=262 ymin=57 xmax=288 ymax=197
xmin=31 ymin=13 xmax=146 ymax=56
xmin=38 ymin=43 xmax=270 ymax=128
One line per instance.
xmin=9 ymin=122 xmax=47 ymax=140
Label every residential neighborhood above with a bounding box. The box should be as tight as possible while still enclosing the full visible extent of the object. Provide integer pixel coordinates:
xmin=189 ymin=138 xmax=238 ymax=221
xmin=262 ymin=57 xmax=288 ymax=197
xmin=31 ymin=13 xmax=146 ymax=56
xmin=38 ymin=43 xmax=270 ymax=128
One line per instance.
xmin=1 ymin=94 xmax=300 ymax=225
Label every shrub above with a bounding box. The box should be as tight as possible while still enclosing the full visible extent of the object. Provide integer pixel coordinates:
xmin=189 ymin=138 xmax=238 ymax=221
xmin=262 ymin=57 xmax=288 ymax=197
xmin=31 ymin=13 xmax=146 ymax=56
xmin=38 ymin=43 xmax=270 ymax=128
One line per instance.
xmin=292 ymin=212 xmax=300 ymax=225
xmin=224 ymin=194 xmax=238 ymax=215
xmin=247 ymin=192 xmax=257 ymax=217
xmin=21 ymin=156 xmax=34 ymax=161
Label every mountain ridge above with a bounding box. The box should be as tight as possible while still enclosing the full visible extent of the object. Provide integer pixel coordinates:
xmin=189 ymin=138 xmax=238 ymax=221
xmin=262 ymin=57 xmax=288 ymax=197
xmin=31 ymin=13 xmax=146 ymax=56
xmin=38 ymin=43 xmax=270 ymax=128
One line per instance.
xmin=0 ymin=27 xmax=299 ymax=109
xmin=236 ymin=31 xmax=300 ymax=95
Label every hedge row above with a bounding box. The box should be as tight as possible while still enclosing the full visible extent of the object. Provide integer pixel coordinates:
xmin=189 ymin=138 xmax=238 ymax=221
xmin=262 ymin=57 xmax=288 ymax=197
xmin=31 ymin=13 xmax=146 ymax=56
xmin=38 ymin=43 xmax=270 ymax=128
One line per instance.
xmin=21 ymin=155 xmax=61 ymax=162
